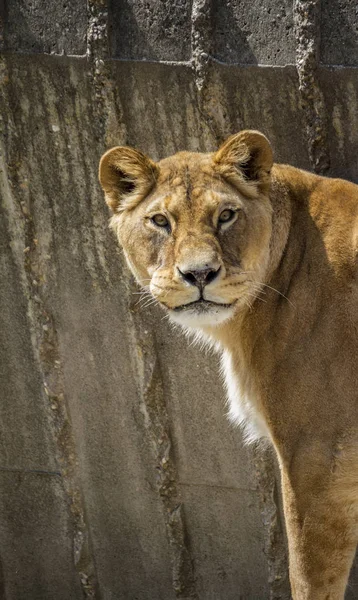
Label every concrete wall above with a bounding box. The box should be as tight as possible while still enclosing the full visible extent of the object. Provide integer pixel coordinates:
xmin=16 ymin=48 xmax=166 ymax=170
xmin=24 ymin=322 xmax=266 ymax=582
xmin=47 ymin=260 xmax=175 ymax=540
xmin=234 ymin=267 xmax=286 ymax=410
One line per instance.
xmin=0 ymin=1 xmax=357 ymax=599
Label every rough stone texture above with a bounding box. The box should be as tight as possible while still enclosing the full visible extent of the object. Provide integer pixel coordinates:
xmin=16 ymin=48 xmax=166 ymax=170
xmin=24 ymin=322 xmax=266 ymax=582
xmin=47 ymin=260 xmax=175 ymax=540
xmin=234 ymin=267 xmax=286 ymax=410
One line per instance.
xmin=212 ymin=0 xmax=295 ymax=65
xmin=3 ymin=0 xmax=87 ymax=55
xmin=321 ymin=0 xmax=358 ymax=66
xmin=1 ymin=2 xmax=358 ymax=599
xmin=109 ymin=0 xmax=193 ymax=61
xmin=191 ymin=0 xmax=212 ymax=97
xmin=294 ymin=0 xmax=330 ymax=174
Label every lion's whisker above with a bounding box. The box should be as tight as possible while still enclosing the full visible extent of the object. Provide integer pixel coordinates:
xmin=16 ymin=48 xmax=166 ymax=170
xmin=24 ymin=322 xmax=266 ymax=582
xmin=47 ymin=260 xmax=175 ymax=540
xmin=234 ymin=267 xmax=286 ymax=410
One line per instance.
xmin=251 ymin=281 xmax=295 ymax=308
xmin=141 ymin=298 xmax=159 ymax=309
xmin=246 ymin=291 xmax=267 ymax=305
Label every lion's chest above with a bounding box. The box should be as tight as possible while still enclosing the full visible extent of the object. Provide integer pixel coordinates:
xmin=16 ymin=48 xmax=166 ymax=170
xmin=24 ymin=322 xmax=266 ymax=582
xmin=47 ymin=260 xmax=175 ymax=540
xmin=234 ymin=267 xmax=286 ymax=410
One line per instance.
xmin=221 ymin=349 xmax=271 ymax=443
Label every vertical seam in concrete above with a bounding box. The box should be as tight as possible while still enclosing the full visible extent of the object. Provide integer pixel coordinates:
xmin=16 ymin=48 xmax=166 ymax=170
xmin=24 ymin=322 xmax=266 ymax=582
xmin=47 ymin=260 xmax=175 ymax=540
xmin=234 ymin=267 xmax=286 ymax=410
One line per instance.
xmin=126 ymin=286 xmax=198 ymax=599
xmin=86 ymin=0 xmax=126 ymax=147
xmin=294 ymin=0 xmax=330 ymax=173
xmin=0 ymin=0 xmax=5 ymax=50
xmin=191 ymin=0 xmax=224 ymax=145
xmin=253 ymin=447 xmax=291 ymax=600
xmin=0 ymin=64 xmax=9 ymax=596
xmin=191 ymin=0 xmax=212 ymax=96
xmin=0 ymin=57 xmax=100 ymax=600
xmin=86 ymin=0 xmax=109 ymax=143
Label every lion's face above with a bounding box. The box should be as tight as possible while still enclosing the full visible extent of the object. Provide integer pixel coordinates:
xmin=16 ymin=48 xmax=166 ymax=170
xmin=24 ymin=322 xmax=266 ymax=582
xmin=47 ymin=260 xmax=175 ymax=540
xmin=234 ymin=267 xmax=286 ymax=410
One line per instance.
xmin=99 ymin=131 xmax=274 ymax=329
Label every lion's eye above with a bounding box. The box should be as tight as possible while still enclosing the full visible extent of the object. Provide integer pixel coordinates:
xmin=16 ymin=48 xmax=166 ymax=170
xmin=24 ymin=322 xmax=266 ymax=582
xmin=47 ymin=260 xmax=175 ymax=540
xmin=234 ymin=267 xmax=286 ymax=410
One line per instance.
xmin=218 ymin=209 xmax=235 ymax=224
xmin=151 ymin=214 xmax=169 ymax=228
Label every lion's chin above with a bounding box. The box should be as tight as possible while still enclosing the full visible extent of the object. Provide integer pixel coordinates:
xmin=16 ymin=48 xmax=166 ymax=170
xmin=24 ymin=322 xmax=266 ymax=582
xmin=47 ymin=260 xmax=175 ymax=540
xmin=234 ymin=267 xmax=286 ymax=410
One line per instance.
xmin=167 ymin=300 xmax=236 ymax=329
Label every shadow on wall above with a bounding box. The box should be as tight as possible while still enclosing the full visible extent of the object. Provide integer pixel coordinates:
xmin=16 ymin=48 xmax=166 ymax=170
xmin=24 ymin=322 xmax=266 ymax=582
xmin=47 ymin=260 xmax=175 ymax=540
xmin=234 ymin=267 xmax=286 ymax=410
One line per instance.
xmin=2 ymin=0 xmax=87 ymax=55
xmin=109 ymin=0 xmax=192 ymax=62
xmin=211 ymin=0 xmax=259 ymax=65
xmin=108 ymin=0 xmax=259 ymax=65
xmin=320 ymin=0 xmax=358 ymax=67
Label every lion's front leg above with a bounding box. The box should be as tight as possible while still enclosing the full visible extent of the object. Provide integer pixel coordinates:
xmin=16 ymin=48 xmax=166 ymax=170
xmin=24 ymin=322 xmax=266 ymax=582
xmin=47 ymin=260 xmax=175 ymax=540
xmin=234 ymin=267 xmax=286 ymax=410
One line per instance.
xmin=278 ymin=440 xmax=358 ymax=600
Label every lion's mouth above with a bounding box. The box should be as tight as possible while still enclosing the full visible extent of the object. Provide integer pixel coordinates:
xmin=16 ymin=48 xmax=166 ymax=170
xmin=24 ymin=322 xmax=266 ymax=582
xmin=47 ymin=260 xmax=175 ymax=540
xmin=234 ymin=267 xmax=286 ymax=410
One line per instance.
xmin=173 ymin=299 xmax=234 ymax=312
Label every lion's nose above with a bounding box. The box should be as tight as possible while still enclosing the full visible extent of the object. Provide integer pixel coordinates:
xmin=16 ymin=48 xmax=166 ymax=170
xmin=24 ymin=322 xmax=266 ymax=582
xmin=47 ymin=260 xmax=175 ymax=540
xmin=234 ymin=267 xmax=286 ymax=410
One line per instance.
xmin=177 ymin=265 xmax=221 ymax=288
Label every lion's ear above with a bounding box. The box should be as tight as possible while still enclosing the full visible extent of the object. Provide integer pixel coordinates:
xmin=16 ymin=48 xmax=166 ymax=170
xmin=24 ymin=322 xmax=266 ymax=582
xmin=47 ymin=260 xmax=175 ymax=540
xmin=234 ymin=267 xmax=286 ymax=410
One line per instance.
xmin=99 ymin=147 xmax=159 ymax=212
xmin=213 ymin=130 xmax=273 ymax=194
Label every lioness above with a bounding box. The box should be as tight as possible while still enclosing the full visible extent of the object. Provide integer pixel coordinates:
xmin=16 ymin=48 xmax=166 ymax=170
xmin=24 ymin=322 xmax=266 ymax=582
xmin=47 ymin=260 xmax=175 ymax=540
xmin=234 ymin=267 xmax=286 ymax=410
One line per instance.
xmin=99 ymin=130 xmax=358 ymax=600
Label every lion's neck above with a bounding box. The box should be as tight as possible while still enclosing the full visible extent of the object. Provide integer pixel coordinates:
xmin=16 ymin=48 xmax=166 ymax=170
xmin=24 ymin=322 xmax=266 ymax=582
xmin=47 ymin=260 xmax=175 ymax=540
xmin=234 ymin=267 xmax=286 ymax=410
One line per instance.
xmin=200 ymin=169 xmax=307 ymax=443
xmin=199 ymin=165 xmax=356 ymax=445
xmin=200 ymin=309 xmax=273 ymax=443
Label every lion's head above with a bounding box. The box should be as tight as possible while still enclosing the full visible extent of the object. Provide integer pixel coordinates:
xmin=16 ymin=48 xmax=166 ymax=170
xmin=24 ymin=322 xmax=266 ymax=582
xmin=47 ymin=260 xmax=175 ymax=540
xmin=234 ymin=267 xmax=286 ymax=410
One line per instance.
xmin=99 ymin=130 xmax=274 ymax=329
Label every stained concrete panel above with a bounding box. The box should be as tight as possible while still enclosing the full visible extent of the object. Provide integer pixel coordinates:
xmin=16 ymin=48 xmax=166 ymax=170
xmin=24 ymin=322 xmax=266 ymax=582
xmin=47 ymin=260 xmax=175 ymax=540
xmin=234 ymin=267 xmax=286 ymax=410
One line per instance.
xmin=321 ymin=0 xmax=358 ymax=66
xmin=111 ymin=62 xmax=213 ymax=156
xmin=0 ymin=471 xmax=82 ymax=600
xmin=154 ymin=322 xmax=255 ymax=489
xmin=57 ymin=278 xmax=176 ymax=600
xmin=0 ymin=192 xmax=58 ymax=472
xmin=1 ymin=54 xmax=175 ymax=600
xmin=320 ymin=67 xmax=358 ymax=182
xmin=154 ymin=323 xmax=271 ymax=597
xmin=4 ymin=0 xmax=87 ymax=55
xmin=180 ymin=485 xmax=268 ymax=599
xmin=109 ymin=0 xmax=193 ymax=61
xmin=212 ymin=0 xmax=295 ymax=65
xmin=110 ymin=61 xmax=310 ymax=170
xmin=203 ymin=64 xmax=311 ymax=168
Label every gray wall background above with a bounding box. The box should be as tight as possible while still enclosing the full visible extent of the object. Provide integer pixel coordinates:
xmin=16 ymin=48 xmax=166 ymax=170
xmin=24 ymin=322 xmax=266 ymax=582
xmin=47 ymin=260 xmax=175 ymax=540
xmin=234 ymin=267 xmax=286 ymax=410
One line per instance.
xmin=1 ymin=1 xmax=358 ymax=598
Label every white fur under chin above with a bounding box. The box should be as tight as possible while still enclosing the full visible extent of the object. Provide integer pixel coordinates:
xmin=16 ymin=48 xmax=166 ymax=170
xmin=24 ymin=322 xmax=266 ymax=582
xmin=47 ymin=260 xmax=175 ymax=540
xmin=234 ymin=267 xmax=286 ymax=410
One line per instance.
xmin=221 ymin=350 xmax=271 ymax=444
xmin=169 ymin=306 xmax=271 ymax=445
xmin=168 ymin=305 xmax=235 ymax=328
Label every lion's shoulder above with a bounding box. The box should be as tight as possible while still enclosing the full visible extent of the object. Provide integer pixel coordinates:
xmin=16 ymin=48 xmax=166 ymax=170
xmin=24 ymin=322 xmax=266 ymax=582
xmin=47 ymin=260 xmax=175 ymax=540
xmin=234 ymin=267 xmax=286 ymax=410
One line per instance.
xmin=272 ymin=164 xmax=358 ymax=281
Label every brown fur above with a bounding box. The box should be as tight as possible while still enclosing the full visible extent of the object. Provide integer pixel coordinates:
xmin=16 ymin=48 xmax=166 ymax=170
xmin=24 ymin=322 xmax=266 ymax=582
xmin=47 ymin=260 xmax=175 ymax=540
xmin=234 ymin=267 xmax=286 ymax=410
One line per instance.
xmin=99 ymin=131 xmax=358 ymax=599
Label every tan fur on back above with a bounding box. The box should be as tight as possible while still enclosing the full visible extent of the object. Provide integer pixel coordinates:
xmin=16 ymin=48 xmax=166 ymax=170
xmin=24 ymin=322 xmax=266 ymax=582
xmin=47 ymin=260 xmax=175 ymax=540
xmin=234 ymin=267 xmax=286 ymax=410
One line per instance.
xmin=99 ymin=131 xmax=358 ymax=600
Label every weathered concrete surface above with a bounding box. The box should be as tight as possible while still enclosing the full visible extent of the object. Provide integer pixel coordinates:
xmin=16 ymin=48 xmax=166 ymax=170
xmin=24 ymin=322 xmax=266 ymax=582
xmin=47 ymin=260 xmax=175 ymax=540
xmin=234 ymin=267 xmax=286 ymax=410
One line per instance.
xmin=212 ymin=0 xmax=295 ymax=65
xmin=321 ymin=67 xmax=358 ymax=181
xmin=1 ymin=2 xmax=358 ymax=599
xmin=0 ymin=209 xmax=57 ymax=471
xmin=155 ymin=325 xmax=271 ymax=598
xmin=321 ymin=0 xmax=358 ymax=66
xmin=0 ymin=54 xmax=176 ymax=600
xmin=110 ymin=0 xmax=192 ymax=61
xmin=2 ymin=0 xmax=87 ymax=55
xmin=294 ymin=0 xmax=330 ymax=173
xmin=0 ymin=471 xmax=83 ymax=600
